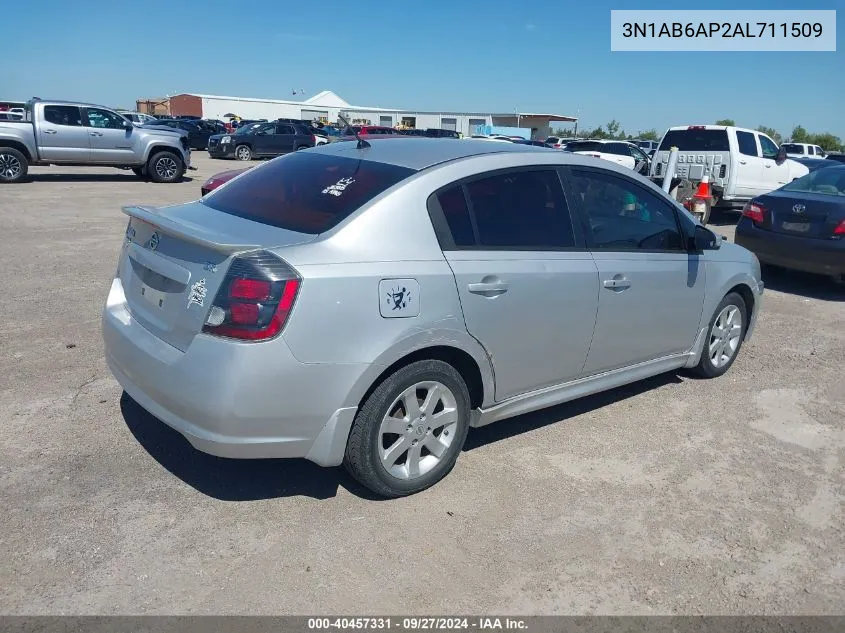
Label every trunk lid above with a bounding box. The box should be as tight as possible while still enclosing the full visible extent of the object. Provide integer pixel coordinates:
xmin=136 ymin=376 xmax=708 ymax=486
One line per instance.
xmin=119 ymin=202 xmax=317 ymax=351
xmin=755 ymin=191 xmax=845 ymax=239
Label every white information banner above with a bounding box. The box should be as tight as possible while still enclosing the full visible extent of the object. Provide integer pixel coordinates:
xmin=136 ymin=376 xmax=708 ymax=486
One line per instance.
xmin=611 ymin=10 xmax=836 ymax=51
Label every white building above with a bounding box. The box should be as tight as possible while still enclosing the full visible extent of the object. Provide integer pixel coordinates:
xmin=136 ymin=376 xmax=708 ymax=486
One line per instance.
xmin=167 ymin=90 xmax=576 ymax=139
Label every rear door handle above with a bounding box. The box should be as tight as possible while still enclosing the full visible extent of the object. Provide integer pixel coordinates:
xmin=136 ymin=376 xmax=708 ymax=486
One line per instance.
xmin=603 ymin=278 xmax=631 ymax=289
xmin=43 ymin=129 xmax=57 ymax=134
xmin=765 ymin=164 xmax=772 ymax=168
xmin=739 ymin=160 xmax=747 ymax=165
xmin=90 ymin=131 xmax=103 ymax=136
xmin=467 ymin=281 xmax=508 ymax=297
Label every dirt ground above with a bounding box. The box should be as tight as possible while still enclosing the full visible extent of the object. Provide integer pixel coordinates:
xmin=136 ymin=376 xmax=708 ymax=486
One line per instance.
xmin=0 ymin=154 xmax=843 ymax=615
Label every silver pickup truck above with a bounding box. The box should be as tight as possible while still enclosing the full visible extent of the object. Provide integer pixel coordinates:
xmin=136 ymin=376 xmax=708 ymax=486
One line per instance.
xmin=0 ymin=99 xmax=193 ymax=184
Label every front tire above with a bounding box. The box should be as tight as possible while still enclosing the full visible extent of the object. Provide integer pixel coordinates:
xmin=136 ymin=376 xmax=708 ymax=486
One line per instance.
xmin=235 ymin=144 xmax=252 ymax=161
xmin=344 ymin=360 xmax=471 ymax=498
xmin=0 ymin=147 xmax=29 ymax=183
xmin=693 ymin=292 xmax=747 ymax=378
xmin=147 ymin=151 xmax=184 ymax=183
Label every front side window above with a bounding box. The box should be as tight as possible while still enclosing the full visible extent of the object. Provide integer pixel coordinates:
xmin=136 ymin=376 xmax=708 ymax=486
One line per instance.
xmin=85 ymin=108 xmax=127 ymax=129
xmin=464 ymin=170 xmax=575 ymax=249
xmin=43 ymin=105 xmax=82 ymax=127
xmin=758 ymin=135 xmax=779 ymax=159
xmin=570 ymin=170 xmax=684 ymax=251
xmin=736 ymin=131 xmax=758 ymax=157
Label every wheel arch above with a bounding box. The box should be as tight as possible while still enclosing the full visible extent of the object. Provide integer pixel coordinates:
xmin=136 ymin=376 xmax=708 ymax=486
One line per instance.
xmin=0 ymin=141 xmax=33 ymax=162
xmin=145 ymin=144 xmax=183 ymax=164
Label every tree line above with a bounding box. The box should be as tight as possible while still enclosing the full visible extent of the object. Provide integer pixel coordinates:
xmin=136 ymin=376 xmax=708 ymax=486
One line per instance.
xmin=552 ymin=119 xmax=843 ymax=152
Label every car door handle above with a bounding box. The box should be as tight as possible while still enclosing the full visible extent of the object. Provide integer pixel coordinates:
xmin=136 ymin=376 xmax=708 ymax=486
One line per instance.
xmin=467 ymin=281 xmax=508 ymax=297
xmin=43 ymin=129 xmax=57 ymax=134
xmin=765 ymin=164 xmax=772 ymax=168
xmin=603 ymin=278 xmax=631 ymax=289
xmin=89 ymin=131 xmax=103 ymax=136
xmin=739 ymin=160 xmax=747 ymax=165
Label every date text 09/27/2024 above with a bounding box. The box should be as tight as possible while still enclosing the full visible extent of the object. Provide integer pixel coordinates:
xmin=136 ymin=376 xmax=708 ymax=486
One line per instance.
xmin=622 ymin=22 xmax=823 ymax=39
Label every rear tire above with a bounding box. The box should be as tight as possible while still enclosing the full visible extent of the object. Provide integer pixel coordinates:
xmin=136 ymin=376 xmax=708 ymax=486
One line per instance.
xmin=235 ymin=144 xmax=252 ymax=161
xmin=0 ymin=147 xmax=29 ymax=183
xmin=693 ymin=292 xmax=748 ymax=378
xmin=147 ymin=151 xmax=184 ymax=183
xmin=344 ymin=360 xmax=471 ymax=498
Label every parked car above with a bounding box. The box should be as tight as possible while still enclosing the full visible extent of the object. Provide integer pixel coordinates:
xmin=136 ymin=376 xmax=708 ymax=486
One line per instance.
xmin=565 ymin=140 xmax=651 ymax=175
xmin=342 ymin=125 xmax=398 ymax=136
xmin=825 ymin=153 xmax=845 ymax=164
xmin=544 ymin=136 xmax=572 ymax=149
xmin=735 ymin=163 xmax=845 ymax=283
xmin=425 ymin=128 xmax=460 ymax=139
xmin=635 ymin=139 xmax=659 ymax=155
xmin=782 ymin=143 xmax=827 ymax=159
xmin=200 ymin=167 xmax=249 ymax=196
xmin=207 ymin=121 xmax=316 ymax=160
xmin=650 ymin=126 xmax=810 ymax=213
xmin=145 ymin=118 xmax=224 ymax=150
xmin=398 ymin=128 xmax=428 ymax=137
xmin=0 ymin=99 xmax=191 ymax=183
xmin=118 ymin=110 xmax=158 ymax=126
xmin=790 ymin=157 xmax=841 ymax=172
xmin=103 ymin=138 xmax=763 ymax=498
xmin=510 ymin=139 xmax=552 ymax=148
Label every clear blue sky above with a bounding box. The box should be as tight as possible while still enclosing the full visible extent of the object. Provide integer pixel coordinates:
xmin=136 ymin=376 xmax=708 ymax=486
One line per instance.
xmin=2 ymin=0 xmax=842 ymax=139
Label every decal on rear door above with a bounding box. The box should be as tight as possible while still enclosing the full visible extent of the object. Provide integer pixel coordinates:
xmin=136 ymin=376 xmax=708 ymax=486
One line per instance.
xmin=379 ymin=279 xmax=420 ymax=318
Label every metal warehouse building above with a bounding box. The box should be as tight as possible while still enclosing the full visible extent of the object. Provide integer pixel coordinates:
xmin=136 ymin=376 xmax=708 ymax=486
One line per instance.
xmin=167 ymin=91 xmax=576 ymax=139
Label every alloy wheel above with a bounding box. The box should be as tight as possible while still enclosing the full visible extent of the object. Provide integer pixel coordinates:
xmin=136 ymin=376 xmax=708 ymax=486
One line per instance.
xmin=378 ymin=381 xmax=459 ymax=480
xmin=155 ymin=157 xmax=178 ymax=180
xmin=0 ymin=153 xmax=22 ymax=180
xmin=708 ymin=304 xmax=743 ymax=368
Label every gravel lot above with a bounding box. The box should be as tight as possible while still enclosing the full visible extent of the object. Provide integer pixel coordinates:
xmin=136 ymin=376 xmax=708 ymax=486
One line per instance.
xmin=1 ymin=154 xmax=843 ymax=615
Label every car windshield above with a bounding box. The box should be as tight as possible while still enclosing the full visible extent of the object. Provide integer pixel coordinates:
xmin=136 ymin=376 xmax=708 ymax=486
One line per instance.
xmin=658 ymin=129 xmax=730 ymax=151
xmin=202 ymin=152 xmax=417 ymax=234
xmin=781 ymin=167 xmax=845 ymax=196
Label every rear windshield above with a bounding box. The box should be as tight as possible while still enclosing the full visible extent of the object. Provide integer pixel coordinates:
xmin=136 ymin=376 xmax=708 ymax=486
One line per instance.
xmin=658 ymin=129 xmax=730 ymax=151
xmin=781 ymin=167 xmax=845 ymax=196
xmin=202 ymin=152 xmax=417 ymax=234
xmin=781 ymin=144 xmax=805 ymax=154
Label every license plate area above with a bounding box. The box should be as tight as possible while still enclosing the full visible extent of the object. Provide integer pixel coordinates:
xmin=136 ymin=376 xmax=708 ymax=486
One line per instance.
xmin=782 ymin=221 xmax=810 ymax=233
xmin=140 ymin=283 xmax=167 ymax=309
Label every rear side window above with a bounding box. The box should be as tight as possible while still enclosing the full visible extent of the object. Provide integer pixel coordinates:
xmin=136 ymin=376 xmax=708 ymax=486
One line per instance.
xmin=43 ymin=105 xmax=82 ymax=127
xmin=736 ymin=131 xmax=758 ymax=157
xmin=435 ymin=186 xmax=475 ymax=247
xmin=658 ymin=129 xmax=730 ymax=151
xmin=202 ymin=152 xmax=416 ymax=234
xmin=567 ymin=141 xmax=605 ymax=153
xmin=464 ymin=170 xmax=575 ymax=249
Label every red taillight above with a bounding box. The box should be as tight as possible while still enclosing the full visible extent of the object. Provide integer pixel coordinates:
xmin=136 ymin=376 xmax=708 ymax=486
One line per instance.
xmin=553 ymin=144 xmax=561 ymax=148
xmin=203 ymin=252 xmax=300 ymax=341
xmin=230 ymin=278 xmax=271 ymax=300
xmin=310 ymin=134 xmax=316 ymax=144
xmin=833 ymin=219 xmax=845 ymax=235
xmin=742 ymin=201 xmax=765 ymax=223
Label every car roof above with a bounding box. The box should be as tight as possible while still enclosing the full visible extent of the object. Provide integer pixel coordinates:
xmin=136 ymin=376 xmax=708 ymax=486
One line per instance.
xmin=312 ymin=137 xmax=583 ymax=170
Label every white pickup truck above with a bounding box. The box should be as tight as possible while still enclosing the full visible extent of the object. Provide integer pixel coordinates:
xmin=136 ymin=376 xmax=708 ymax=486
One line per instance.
xmin=0 ymin=99 xmax=193 ymax=183
xmin=650 ymin=125 xmax=809 ymax=207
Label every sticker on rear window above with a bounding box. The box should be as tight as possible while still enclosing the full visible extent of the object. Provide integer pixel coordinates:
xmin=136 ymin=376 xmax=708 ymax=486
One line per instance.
xmin=322 ymin=177 xmax=355 ymax=197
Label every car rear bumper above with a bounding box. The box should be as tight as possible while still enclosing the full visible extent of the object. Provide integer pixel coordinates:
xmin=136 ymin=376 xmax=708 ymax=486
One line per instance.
xmin=102 ymin=278 xmax=364 ymax=466
xmin=735 ymin=217 xmax=845 ymax=276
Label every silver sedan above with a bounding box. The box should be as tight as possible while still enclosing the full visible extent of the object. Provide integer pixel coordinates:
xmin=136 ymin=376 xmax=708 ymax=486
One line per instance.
xmin=102 ymin=139 xmax=763 ymax=497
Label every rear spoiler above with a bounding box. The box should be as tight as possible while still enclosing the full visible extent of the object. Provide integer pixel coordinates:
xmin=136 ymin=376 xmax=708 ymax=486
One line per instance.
xmin=122 ymin=205 xmax=260 ymax=254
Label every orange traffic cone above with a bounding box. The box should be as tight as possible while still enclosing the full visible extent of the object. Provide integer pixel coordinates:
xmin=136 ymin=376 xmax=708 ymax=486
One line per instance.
xmin=690 ymin=174 xmax=712 ymax=224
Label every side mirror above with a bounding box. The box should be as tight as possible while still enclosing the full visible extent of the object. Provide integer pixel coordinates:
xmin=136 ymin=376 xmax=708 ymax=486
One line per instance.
xmin=692 ymin=225 xmax=721 ymax=251
xmin=776 ymin=147 xmax=787 ymax=164
xmin=123 ymin=119 xmax=133 ymax=130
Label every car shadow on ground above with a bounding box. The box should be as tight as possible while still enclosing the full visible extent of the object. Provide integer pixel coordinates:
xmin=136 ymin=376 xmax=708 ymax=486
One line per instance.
xmin=119 ymin=392 xmax=379 ymax=502
xmin=121 ymin=373 xmax=686 ymax=502
xmin=762 ymin=266 xmax=845 ymax=302
xmin=464 ymin=372 xmax=683 ymax=450
xmin=705 ymin=206 xmax=742 ymax=227
xmin=23 ymin=174 xmax=193 ymax=183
